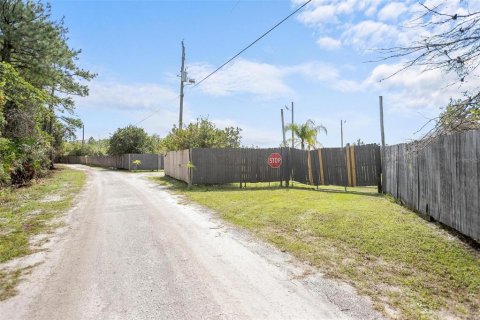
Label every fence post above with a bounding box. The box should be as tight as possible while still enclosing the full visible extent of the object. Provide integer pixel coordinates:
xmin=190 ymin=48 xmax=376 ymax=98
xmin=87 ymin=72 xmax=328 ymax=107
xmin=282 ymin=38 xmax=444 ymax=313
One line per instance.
xmin=307 ymin=150 xmax=313 ymax=185
xmin=188 ymin=149 xmax=192 ymax=187
xmin=350 ymin=146 xmax=357 ymax=187
xmin=318 ymin=148 xmax=325 ymax=185
xmin=345 ymin=146 xmax=351 ymax=188
xmin=285 ymin=147 xmax=290 ymax=187
xmin=379 ymin=96 xmax=386 ymax=193
xmin=376 ymin=145 xmax=382 ymax=193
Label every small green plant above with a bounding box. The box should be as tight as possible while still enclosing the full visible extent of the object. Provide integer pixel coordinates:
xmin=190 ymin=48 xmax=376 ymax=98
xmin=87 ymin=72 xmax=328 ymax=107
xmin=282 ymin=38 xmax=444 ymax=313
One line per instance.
xmin=132 ymin=159 xmax=141 ymax=171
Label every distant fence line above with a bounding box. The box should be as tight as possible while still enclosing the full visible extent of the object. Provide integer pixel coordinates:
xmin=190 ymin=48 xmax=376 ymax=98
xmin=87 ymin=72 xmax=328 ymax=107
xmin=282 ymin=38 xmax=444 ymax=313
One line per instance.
xmin=164 ymin=144 xmax=381 ymax=187
xmin=383 ymin=130 xmax=480 ymax=242
xmin=58 ymin=154 xmax=164 ymax=171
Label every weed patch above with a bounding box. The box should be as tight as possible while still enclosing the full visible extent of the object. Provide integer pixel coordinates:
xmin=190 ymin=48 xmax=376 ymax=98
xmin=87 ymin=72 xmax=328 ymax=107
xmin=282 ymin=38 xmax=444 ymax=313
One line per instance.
xmin=0 ymin=166 xmax=85 ymax=299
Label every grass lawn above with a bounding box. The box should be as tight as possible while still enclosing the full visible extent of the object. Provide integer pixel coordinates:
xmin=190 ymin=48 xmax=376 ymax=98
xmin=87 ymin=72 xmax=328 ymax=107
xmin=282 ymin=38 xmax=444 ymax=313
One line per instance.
xmin=0 ymin=166 xmax=86 ymax=300
xmin=154 ymin=176 xmax=480 ymax=320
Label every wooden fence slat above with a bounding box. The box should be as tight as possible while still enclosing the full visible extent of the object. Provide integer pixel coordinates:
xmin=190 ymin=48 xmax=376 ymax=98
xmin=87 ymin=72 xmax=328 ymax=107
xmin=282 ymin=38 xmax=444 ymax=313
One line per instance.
xmin=383 ymin=130 xmax=480 ymax=242
xmin=350 ymin=146 xmax=357 ymax=187
xmin=165 ymin=145 xmax=380 ymax=188
xmin=58 ymin=154 xmax=164 ymax=170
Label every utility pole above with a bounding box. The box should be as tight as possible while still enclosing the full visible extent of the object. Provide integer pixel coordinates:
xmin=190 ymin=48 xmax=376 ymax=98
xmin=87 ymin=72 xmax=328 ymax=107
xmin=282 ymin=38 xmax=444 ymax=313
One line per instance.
xmin=82 ymin=124 xmax=85 ymax=146
xmin=179 ymin=41 xmax=186 ymax=129
xmin=379 ymin=96 xmax=385 ymax=151
xmin=340 ymin=120 xmax=345 ymax=148
xmin=290 ymin=101 xmax=294 ymax=148
xmin=281 ymin=108 xmax=286 ymax=146
xmin=341 ymin=119 xmax=346 ymax=191
xmin=285 ymin=102 xmax=295 ymax=148
xmin=379 ymin=96 xmax=386 ymax=193
xmin=292 ymin=101 xmax=295 ymax=148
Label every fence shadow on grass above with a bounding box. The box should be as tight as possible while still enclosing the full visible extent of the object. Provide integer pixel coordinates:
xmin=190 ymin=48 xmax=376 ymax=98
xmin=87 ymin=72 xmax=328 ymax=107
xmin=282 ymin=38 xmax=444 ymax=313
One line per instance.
xmin=157 ymin=176 xmax=380 ymax=198
xmin=315 ymin=187 xmax=381 ymax=198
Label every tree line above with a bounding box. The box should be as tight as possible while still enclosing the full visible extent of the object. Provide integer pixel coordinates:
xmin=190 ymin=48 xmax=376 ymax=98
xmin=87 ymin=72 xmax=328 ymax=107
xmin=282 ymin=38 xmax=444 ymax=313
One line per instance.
xmin=0 ymin=1 xmax=94 ymax=186
xmin=65 ymin=117 xmax=332 ymax=157
xmin=64 ymin=118 xmax=243 ymax=157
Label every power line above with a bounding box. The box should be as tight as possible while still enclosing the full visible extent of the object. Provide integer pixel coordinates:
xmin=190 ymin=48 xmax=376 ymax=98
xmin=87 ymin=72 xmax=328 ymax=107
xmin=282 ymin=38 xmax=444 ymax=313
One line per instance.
xmin=134 ymin=94 xmax=181 ymax=126
xmin=133 ymin=0 xmax=313 ymax=128
xmin=192 ymin=0 xmax=313 ymax=89
xmin=230 ymin=0 xmax=241 ymax=13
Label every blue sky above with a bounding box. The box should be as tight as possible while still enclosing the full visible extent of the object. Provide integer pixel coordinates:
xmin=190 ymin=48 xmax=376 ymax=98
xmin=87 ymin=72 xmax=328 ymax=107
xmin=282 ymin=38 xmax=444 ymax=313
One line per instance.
xmin=49 ymin=0 xmax=476 ymax=147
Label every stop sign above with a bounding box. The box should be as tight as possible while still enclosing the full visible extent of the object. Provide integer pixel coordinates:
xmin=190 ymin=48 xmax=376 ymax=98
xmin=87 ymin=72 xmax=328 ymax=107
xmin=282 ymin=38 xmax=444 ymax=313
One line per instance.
xmin=268 ymin=153 xmax=282 ymax=168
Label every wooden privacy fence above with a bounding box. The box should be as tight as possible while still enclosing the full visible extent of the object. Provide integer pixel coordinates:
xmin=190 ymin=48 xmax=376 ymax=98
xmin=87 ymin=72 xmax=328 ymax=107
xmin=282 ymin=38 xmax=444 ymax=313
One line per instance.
xmin=58 ymin=154 xmax=164 ymax=171
xmin=164 ymin=144 xmax=381 ymax=187
xmin=383 ymin=130 xmax=480 ymax=242
xmin=190 ymin=148 xmax=291 ymax=185
xmin=290 ymin=144 xmax=381 ymax=186
xmin=164 ymin=150 xmax=191 ymax=183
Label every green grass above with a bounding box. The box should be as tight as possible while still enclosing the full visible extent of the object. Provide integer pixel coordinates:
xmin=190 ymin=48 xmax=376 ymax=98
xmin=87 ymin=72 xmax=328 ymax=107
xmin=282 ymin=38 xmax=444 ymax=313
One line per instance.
xmin=0 ymin=166 xmax=86 ymax=300
xmin=154 ymin=176 xmax=480 ymax=320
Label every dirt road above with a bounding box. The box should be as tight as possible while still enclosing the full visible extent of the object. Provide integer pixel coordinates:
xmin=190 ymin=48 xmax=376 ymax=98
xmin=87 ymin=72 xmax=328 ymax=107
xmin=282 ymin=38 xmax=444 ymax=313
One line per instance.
xmin=1 ymin=165 xmax=381 ymax=320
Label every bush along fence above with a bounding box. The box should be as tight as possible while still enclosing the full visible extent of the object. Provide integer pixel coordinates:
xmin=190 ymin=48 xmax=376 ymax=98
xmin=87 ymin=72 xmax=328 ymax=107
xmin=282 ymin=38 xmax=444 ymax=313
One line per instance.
xmin=164 ymin=144 xmax=381 ymax=187
xmin=58 ymin=154 xmax=164 ymax=171
xmin=383 ymin=129 xmax=480 ymax=242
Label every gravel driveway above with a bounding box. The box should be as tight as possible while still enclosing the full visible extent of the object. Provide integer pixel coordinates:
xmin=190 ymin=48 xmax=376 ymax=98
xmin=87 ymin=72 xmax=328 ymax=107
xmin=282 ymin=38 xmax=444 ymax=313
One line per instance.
xmin=0 ymin=165 xmax=382 ymax=320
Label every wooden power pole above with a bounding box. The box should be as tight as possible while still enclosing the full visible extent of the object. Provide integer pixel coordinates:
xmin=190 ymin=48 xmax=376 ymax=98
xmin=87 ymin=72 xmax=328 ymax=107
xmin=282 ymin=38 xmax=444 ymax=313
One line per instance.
xmin=291 ymin=101 xmax=294 ymax=148
xmin=379 ymin=96 xmax=386 ymax=193
xmin=281 ymin=108 xmax=286 ymax=146
xmin=379 ymin=96 xmax=386 ymax=151
xmin=179 ymin=41 xmax=186 ymax=129
xmin=340 ymin=120 xmax=344 ymax=148
xmin=341 ymin=119 xmax=347 ymax=191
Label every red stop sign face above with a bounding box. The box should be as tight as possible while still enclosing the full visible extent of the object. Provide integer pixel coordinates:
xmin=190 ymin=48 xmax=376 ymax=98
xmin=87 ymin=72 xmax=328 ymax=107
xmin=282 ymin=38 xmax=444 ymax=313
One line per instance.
xmin=268 ymin=153 xmax=282 ymax=168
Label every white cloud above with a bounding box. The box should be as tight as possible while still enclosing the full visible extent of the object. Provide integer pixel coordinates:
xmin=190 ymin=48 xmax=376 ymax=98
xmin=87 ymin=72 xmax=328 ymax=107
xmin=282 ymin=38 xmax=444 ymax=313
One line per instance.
xmin=188 ymin=59 xmax=346 ymax=97
xmin=80 ymin=81 xmax=178 ymax=111
xmin=75 ymin=81 xmax=183 ymax=137
xmin=317 ymin=36 xmax=342 ymax=50
xmin=361 ymin=63 xmax=480 ymax=111
xmin=188 ymin=59 xmax=292 ymax=97
xmin=365 ymin=0 xmax=383 ymax=16
xmin=297 ymin=3 xmax=338 ymax=25
xmin=377 ymin=2 xmax=407 ymax=21
xmin=342 ymin=20 xmax=404 ymax=49
xmin=212 ymin=118 xmax=282 ymax=147
xmin=290 ymin=60 xmax=480 ymax=113
xmin=285 ymin=61 xmax=340 ymax=81
xmin=295 ymin=0 xmax=386 ymax=27
xmin=293 ymin=0 xmax=474 ymax=51
xmin=188 ymin=56 xmax=480 ymax=114
xmin=290 ymin=0 xmax=480 ymax=113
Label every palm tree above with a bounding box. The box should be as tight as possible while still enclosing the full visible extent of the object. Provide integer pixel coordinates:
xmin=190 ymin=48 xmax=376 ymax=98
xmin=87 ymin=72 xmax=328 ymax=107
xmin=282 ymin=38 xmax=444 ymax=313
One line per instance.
xmin=286 ymin=119 xmax=327 ymax=150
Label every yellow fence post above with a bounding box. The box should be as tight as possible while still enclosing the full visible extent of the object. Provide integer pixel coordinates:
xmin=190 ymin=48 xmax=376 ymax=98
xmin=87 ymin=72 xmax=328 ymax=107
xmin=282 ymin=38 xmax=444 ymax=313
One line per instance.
xmin=350 ymin=146 xmax=357 ymax=187
xmin=346 ymin=146 xmax=352 ymax=187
